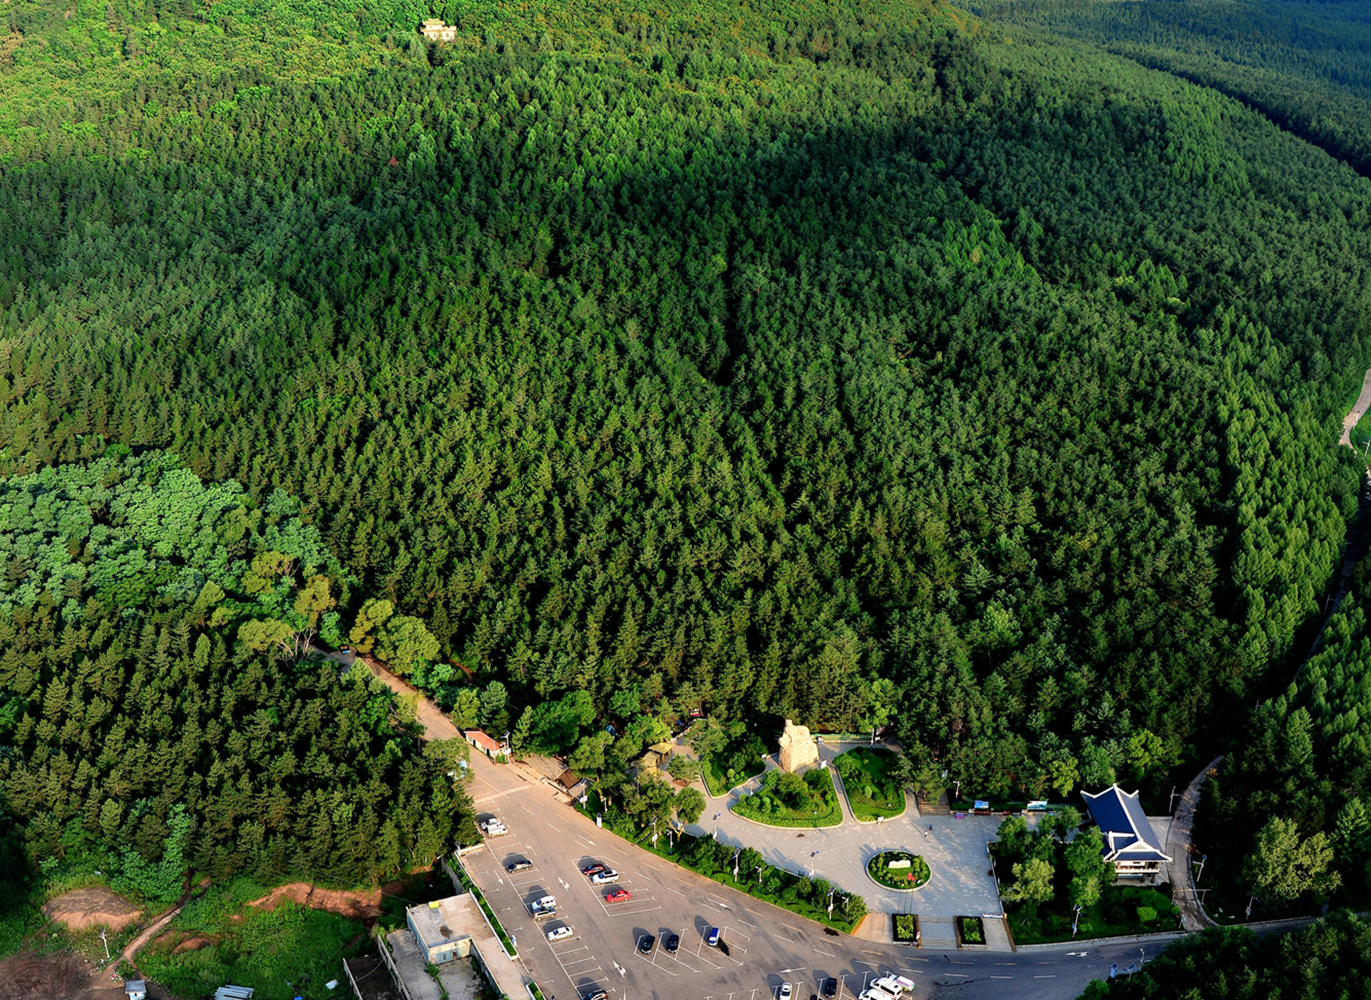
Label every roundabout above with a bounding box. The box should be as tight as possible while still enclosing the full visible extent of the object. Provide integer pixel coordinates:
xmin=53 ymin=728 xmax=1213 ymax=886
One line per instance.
xmin=866 ymin=850 xmax=930 ymax=890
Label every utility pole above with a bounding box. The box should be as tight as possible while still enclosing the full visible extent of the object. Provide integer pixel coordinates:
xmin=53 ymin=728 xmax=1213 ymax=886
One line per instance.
xmin=1194 ymin=854 xmax=1206 ymax=885
xmin=1169 ymin=786 xmax=1179 ymax=813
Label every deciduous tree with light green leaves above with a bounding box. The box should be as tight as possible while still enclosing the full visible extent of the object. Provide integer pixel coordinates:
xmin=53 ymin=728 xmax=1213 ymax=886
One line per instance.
xmin=1243 ymin=816 xmax=1341 ymax=905
xmin=1005 ymin=856 xmax=1055 ymax=905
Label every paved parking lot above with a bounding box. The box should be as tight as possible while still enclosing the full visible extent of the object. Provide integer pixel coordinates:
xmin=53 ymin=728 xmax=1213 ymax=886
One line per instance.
xmin=463 ymin=752 xmax=1185 ymax=1000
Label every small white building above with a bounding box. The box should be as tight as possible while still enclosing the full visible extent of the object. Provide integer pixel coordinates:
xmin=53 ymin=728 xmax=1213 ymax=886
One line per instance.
xmin=125 ymin=982 xmax=147 ymax=1000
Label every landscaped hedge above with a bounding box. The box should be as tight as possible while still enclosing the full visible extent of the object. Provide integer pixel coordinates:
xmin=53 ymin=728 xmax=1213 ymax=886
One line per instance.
xmin=573 ymin=790 xmax=865 ymax=931
xmin=734 ymin=768 xmax=842 ymax=827
xmin=893 ymin=913 xmax=919 ymax=943
xmin=957 ymin=916 xmax=985 ymax=945
xmin=867 ymin=851 xmax=930 ymax=890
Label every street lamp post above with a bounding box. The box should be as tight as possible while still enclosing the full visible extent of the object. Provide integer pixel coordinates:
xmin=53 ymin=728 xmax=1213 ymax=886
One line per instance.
xmin=756 ymin=865 xmax=765 ymax=888
xmin=808 ymin=850 xmax=819 ymax=879
xmin=1194 ymin=854 xmax=1207 ymax=885
xmin=1071 ymin=906 xmax=1081 ymax=938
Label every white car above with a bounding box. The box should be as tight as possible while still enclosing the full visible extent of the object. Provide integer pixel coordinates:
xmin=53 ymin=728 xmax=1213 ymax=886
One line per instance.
xmin=591 ymin=870 xmax=620 ymax=885
xmin=531 ymin=895 xmax=557 ymax=913
xmin=547 ymin=926 xmax=574 ymax=942
xmin=779 ymin=984 xmax=792 ymax=1000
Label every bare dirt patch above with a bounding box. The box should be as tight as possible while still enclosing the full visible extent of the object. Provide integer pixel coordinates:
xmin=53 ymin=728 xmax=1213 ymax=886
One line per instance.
xmin=43 ymin=887 xmax=143 ymax=933
xmin=248 ymin=882 xmax=387 ymax=920
xmin=0 ymin=952 xmax=91 ymax=999
xmin=173 ymin=932 xmax=214 ymax=954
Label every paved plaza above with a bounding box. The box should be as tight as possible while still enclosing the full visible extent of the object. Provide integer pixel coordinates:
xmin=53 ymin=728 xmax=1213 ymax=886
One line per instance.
xmin=683 ymin=742 xmax=1010 ymax=950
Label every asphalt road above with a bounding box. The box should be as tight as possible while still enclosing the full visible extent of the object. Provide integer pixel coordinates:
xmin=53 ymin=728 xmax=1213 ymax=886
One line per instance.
xmin=462 ymin=755 xmax=1169 ymax=1000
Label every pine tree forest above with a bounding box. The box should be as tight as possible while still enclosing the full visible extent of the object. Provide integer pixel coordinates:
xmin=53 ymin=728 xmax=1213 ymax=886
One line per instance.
xmin=3 ymin=0 xmax=1371 ymax=970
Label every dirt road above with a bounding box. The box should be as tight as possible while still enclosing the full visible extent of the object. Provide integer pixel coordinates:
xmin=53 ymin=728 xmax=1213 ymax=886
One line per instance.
xmin=365 ymin=656 xmax=462 ymax=741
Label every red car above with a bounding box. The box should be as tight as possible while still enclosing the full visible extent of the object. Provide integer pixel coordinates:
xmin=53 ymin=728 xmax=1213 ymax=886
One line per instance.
xmin=581 ymin=863 xmax=607 ymax=877
xmin=605 ymin=889 xmax=631 ymax=903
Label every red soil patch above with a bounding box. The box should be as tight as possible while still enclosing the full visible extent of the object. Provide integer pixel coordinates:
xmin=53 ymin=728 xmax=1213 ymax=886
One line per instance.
xmin=248 ymin=882 xmax=387 ymax=920
xmin=173 ymin=932 xmax=214 ymax=954
xmin=43 ymin=887 xmax=143 ymax=933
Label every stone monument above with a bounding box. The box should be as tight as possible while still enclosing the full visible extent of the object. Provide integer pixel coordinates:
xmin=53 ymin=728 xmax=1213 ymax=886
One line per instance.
xmin=778 ymin=718 xmax=819 ymax=773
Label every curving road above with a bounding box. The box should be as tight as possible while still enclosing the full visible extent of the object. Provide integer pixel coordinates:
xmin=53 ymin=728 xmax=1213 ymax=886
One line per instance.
xmin=1340 ymin=369 xmax=1371 ymax=448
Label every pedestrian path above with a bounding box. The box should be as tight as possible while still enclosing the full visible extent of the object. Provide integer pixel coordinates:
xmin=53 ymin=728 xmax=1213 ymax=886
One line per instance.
xmin=685 ymin=744 xmax=1005 ymax=948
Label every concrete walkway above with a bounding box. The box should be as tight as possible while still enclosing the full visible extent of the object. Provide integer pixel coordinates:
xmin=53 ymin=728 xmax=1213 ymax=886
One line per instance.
xmin=685 ymin=742 xmax=1006 ymax=944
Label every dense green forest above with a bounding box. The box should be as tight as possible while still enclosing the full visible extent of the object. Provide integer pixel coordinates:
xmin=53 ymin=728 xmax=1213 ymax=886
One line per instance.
xmin=0 ymin=453 xmax=476 ymax=943
xmin=1078 ymin=910 xmax=1371 ymax=1000
xmin=1193 ymin=541 xmax=1371 ymax=918
xmin=970 ymin=0 xmax=1371 ymax=175
xmin=5 ymin=0 xmax=1371 ymax=952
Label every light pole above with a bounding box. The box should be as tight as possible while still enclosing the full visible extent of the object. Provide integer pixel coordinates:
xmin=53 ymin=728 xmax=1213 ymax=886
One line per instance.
xmin=1071 ymin=905 xmax=1081 ymax=938
xmin=808 ymin=850 xmax=819 ymax=879
xmin=1169 ymin=786 xmax=1179 ymax=813
xmin=953 ymin=779 xmax=961 ymax=803
xmin=756 ymin=864 xmax=765 ymax=888
xmin=827 ymin=888 xmax=836 ymax=919
xmin=733 ymin=848 xmax=741 ymax=882
xmin=1194 ymin=854 xmax=1207 ymax=885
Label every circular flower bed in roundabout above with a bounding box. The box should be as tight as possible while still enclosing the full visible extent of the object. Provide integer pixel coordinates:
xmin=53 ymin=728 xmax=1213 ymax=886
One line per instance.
xmin=866 ymin=850 xmax=931 ymax=890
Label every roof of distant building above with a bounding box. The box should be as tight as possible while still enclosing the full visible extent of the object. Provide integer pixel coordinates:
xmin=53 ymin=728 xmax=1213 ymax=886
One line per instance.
xmin=407 ymin=895 xmax=480 ymax=953
xmin=464 ymin=729 xmax=506 ymax=753
xmin=1081 ymin=785 xmax=1172 ymax=863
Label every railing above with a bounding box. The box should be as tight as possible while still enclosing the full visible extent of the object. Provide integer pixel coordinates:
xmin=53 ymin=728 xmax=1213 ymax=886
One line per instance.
xmin=373 ymin=929 xmax=416 ymax=1000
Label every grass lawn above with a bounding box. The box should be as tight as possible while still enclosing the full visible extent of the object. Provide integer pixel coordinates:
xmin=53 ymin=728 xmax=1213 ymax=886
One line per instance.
xmin=137 ymin=879 xmax=369 ymax=1000
xmin=1006 ymin=883 xmax=1178 ymax=944
xmin=734 ymin=768 xmax=843 ymax=827
xmin=833 ymin=748 xmax=906 ymax=821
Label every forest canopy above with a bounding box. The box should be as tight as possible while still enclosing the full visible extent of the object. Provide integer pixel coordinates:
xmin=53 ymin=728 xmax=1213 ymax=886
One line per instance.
xmin=0 ymin=453 xmax=475 ymax=922
xmin=3 ymin=0 xmax=1371 ymax=884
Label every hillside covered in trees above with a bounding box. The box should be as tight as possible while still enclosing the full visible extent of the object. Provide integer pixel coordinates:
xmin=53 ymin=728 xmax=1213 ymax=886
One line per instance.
xmin=0 ymin=453 xmax=476 ymax=944
xmin=4 ymin=0 xmax=1371 ymax=936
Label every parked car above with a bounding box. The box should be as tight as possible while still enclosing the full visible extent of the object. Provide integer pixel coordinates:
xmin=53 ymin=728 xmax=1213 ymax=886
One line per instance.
xmin=638 ymin=935 xmax=655 ymax=954
xmin=705 ymin=927 xmax=720 ymax=947
xmin=779 ymin=984 xmax=793 ymax=1000
xmin=584 ymin=990 xmax=608 ymax=1000
xmin=823 ymin=980 xmax=837 ymax=998
xmin=506 ymin=860 xmax=533 ymax=873
xmin=530 ymin=895 xmax=557 ymax=914
xmin=581 ymin=863 xmax=607 ymax=877
xmin=480 ymin=819 xmax=509 ymax=836
xmin=547 ymin=926 xmax=574 ymax=942
xmin=591 ymin=870 xmax=620 ymax=885
xmin=605 ymin=889 xmax=631 ymax=903
xmin=665 ymin=934 xmax=680 ymax=954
